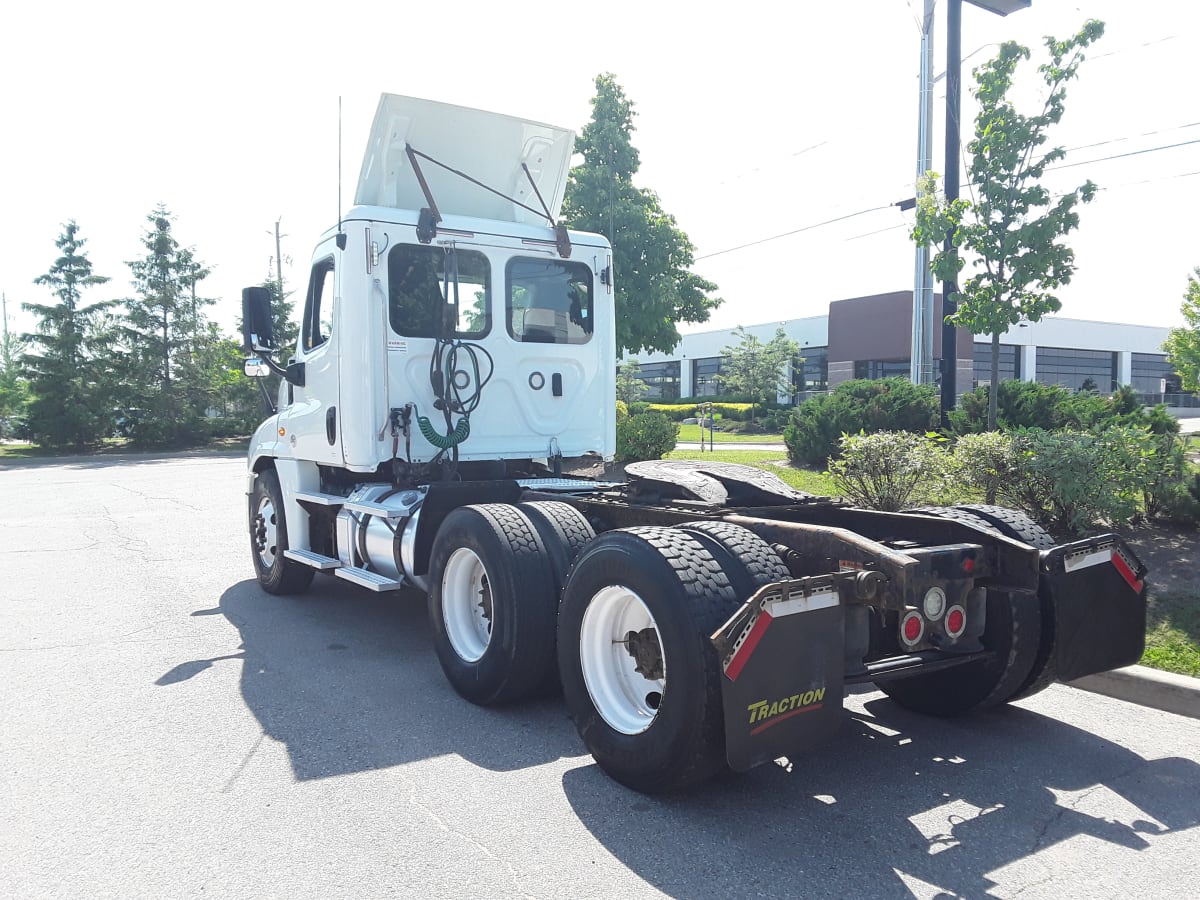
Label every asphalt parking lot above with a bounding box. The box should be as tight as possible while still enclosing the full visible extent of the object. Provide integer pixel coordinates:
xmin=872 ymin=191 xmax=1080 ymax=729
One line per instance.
xmin=3 ymin=455 xmax=1200 ymax=899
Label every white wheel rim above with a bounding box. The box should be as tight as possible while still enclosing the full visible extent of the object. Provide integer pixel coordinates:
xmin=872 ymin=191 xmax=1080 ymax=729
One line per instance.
xmin=442 ymin=547 xmax=492 ymax=662
xmin=253 ymin=495 xmax=278 ymax=569
xmin=579 ymin=586 xmax=666 ymax=735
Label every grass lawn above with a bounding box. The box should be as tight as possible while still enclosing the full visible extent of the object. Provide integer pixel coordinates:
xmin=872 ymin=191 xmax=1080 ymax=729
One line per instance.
xmin=666 ymin=448 xmax=838 ymax=496
xmin=1143 ymin=591 xmax=1200 ymax=677
xmin=676 ymin=424 xmax=784 ymax=443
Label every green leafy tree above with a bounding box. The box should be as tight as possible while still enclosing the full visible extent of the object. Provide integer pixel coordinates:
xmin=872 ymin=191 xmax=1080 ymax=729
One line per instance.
xmin=563 ymin=74 xmax=721 ymax=356
xmin=714 ymin=326 xmax=801 ymax=424
xmin=1163 ymin=267 xmax=1200 ymax=393
xmin=913 ymin=20 xmax=1105 ymax=430
xmin=616 ymin=358 xmax=649 ymax=404
xmin=120 ymin=206 xmax=214 ymax=446
xmin=22 ymin=221 xmax=117 ymax=448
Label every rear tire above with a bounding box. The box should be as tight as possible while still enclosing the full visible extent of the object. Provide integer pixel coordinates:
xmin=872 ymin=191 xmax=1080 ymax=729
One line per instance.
xmin=954 ymin=504 xmax=1055 ymax=550
xmin=428 ymin=504 xmax=559 ymax=705
xmin=249 ymin=467 xmax=315 ymax=596
xmin=954 ymin=504 xmax=1058 ymax=700
xmin=676 ymin=520 xmax=789 ymax=601
xmin=558 ymin=527 xmax=739 ymax=793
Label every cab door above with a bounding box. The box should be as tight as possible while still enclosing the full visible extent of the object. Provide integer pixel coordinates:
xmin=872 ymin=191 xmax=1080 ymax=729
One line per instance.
xmin=280 ymin=246 xmax=342 ymax=464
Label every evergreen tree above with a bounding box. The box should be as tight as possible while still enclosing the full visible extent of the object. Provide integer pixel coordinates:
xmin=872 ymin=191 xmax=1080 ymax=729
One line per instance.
xmin=120 ymin=205 xmax=214 ymax=446
xmin=563 ymin=74 xmax=721 ymax=356
xmin=616 ymin=358 xmax=649 ymax=404
xmin=22 ymin=221 xmax=116 ymax=448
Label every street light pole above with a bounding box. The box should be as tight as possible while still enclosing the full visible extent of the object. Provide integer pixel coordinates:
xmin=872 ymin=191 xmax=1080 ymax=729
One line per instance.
xmin=940 ymin=0 xmax=963 ymax=417
xmin=910 ymin=0 xmax=936 ymax=386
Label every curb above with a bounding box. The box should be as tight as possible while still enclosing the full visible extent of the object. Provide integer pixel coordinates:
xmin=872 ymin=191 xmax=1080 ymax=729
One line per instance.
xmin=1066 ymin=665 xmax=1200 ymax=720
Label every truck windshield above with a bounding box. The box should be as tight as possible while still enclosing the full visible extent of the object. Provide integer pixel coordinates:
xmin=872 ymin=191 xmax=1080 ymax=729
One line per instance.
xmin=506 ymin=257 xmax=593 ymax=345
xmin=388 ymin=244 xmax=490 ymax=339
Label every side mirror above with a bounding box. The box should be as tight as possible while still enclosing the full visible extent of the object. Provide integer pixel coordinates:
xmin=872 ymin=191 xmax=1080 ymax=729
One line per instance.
xmin=241 ymin=286 xmax=275 ymax=353
xmin=243 ymin=357 xmax=271 ymax=378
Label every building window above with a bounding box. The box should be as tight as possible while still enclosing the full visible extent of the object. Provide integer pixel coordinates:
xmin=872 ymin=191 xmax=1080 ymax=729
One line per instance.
xmin=691 ymin=356 xmax=724 ymax=398
xmin=973 ymin=342 xmax=1020 ymax=386
xmin=792 ymin=346 xmax=828 ymax=396
xmin=853 ymin=359 xmax=910 ymax=380
xmin=1130 ymin=352 xmax=1180 ymax=394
xmin=630 ymin=360 xmax=681 ymax=400
xmin=1035 ymin=347 xmax=1116 ymax=392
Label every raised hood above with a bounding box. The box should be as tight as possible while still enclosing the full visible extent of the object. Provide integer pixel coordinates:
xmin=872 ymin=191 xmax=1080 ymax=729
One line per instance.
xmin=355 ymin=94 xmax=575 ymax=226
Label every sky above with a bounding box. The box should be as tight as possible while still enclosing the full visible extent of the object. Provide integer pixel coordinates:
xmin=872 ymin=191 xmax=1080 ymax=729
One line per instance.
xmin=2 ymin=1 xmax=1197 ymax=346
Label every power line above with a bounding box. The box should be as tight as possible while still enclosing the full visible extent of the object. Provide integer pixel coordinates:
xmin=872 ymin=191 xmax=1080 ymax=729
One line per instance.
xmin=695 ymin=205 xmax=894 ymax=261
xmin=1047 ymin=138 xmax=1200 ymax=172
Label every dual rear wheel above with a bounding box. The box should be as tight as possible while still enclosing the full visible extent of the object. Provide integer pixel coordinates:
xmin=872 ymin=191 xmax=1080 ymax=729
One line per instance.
xmin=428 ymin=507 xmax=790 ymax=792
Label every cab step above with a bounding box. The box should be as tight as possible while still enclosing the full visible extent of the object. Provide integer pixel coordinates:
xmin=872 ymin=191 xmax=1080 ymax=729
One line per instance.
xmin=283 ymin=549 xmax=341 ymax=569
xmin=294 ymin=491 xmax=346 ymax=507
xmin=335 ymin=566 xmax=405 ymax=592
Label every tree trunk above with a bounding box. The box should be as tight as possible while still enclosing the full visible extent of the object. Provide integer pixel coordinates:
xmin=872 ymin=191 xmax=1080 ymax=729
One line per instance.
xmin=988 ymin=331 xmax=1001 ymax=431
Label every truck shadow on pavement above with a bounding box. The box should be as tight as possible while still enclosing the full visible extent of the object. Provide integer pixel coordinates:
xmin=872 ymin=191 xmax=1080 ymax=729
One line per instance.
xmin=157 ymin=577 xmax=581 ymax=780
xmin=562 ymin=695 xmax=1200 ymax=898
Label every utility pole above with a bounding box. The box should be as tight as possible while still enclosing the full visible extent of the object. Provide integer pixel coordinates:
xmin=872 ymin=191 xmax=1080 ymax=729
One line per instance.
xmin=273 ymin=217 xmax=287 ymax=302
xmin=910 ymin=0 xmax=936 ymax=386
xmin=940 ymin=0 xmax=963 ymax=418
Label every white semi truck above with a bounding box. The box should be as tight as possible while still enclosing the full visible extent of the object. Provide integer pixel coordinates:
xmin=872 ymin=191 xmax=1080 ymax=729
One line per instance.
xmin=241 ymin=95 xmax=1148 ymax=792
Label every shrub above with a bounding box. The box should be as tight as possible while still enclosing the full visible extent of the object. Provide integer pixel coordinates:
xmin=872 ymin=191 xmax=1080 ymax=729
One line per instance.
xmin=1157 ymin=477 xmax=1200 ymax=528
xmin=784 ymin=378 xmax=939 ymax=465
xmin=952 ymin=430 xmax=1017 ymax=504
xmin=616 ymin=400 xmax=630 ymax=424
xmin=827 ymin=431 xmax=951 ymax=512
xmin=616 ymin=411 xmax=679 ymax=462
xmin=996 ymin=426 xmax=1156 ymax=534
xmin=949 ymin=380 xmax=1073 ymax=433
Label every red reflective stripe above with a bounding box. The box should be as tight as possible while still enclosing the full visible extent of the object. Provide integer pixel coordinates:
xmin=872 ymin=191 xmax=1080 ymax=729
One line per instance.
xmin=724 ymin=609 xmax=773 ymax=683
xmin=1111 ymin=550 xmax=1143 ymax=593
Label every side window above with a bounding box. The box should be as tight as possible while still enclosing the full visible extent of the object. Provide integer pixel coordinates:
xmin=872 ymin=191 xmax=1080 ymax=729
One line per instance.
xmin=388 ymin=244 xmax=490 ymax=338
xmin=506 ymin=257 xmax=593 ymax=345
xmin=303 ymin=257 xmax=335 ymax=351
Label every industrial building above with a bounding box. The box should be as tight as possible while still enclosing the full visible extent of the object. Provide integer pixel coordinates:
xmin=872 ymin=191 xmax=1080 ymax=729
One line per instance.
xmin=628 ymin=291 xmax=1188 ymax=405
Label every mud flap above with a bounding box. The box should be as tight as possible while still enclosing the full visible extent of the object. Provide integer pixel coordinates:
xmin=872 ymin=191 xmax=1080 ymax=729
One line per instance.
xmin=1040 ymin=535 xmax=1147 ymax=683
xmin=712 ymin=578 xmax=846 ymax=772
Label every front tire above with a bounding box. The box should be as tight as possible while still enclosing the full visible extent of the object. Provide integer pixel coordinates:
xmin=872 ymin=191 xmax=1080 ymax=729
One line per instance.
xmin=249 ymin=467 xmax=315 ymax=595
xmin=428 ymin=504 xmax=559 ymax=705
xmin=558 ymin=527 xmax=739 ymax=793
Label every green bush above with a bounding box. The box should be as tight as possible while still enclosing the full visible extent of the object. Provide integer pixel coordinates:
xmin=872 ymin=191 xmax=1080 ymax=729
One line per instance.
xmin=616 ymin=411 xmax=679 ymax=463
xmin=616 ymin=400 xmax=630 ymax=424
xmin=996 ymin=427 xmax=1156 ymax=534
xmin=952 ymin=430 xmax=1017 ymax=505
xmin=950 ymin=380 xmax=1073 ymax=433
xmin=827 ymin=431 xmax=951 ymax=512
xmin=784 ymin=378 xmax=939 ymax=465
xmin=1157 ymin=476 xmax=1200 ymax=527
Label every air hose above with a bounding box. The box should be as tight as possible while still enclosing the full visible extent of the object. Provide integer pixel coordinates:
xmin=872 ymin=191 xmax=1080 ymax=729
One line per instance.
xmin=417 ymin=414 xmax=470 ymax=449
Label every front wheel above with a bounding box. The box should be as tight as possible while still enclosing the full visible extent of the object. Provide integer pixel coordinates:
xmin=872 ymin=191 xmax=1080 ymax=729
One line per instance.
xmin=558 ymin=527 xmax=740 ymax=793
xmin=249 ymin=467 xmax=315 ymax=595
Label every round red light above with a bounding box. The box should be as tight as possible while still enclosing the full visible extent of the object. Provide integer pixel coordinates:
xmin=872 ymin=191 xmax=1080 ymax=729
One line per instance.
xmin=946 ymin=607 xmax=966 ymax=637
xmin=963 ymin=557 xmax=975 ymax=574
xmin=902 ymin=613 xmax=923 ymax=643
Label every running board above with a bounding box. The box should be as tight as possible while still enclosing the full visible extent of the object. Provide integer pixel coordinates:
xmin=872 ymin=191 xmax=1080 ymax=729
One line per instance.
xmin=294 ymin=491 xmax=346 ymax=506
xmin=283 ymin=549 xmax=341 ymax=570
xmin=335 ymin=566 xmax=406 ymax=592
